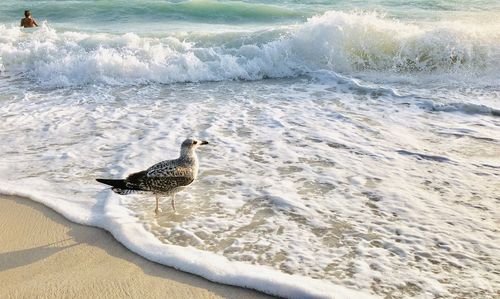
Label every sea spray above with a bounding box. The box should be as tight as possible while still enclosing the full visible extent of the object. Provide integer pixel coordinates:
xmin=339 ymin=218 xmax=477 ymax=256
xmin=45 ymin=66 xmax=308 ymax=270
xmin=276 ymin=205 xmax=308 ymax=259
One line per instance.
xmin=1 ymin=11 xmax=499 ymax=87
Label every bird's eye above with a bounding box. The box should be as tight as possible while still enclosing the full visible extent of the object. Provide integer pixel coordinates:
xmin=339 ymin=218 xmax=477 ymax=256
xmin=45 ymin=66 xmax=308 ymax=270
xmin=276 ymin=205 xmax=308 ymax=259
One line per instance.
xmin=193 ymin=140 xmax=197 ymax=145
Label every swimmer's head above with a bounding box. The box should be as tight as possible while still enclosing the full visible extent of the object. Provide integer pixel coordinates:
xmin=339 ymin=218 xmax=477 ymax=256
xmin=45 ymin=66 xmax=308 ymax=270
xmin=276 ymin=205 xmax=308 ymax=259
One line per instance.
xmin=24 ymin=10 xmax=31 ymax=18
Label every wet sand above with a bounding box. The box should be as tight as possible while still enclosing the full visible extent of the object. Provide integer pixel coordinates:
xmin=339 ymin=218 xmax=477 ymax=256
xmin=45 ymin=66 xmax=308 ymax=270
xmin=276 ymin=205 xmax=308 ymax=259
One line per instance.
xmin=0 ymin=195 xmax=271 ymax=299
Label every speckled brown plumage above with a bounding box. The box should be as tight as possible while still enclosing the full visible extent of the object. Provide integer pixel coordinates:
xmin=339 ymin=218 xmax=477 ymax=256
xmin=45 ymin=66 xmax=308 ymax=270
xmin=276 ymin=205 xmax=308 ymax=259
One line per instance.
xmin=96 ymin=138 xmax=208 ymax=214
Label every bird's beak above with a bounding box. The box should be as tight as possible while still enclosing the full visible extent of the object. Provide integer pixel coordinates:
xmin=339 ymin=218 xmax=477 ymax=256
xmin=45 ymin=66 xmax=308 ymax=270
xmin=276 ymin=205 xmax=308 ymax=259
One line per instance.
xmin=200 ymin=140 xmax=209 ymax=145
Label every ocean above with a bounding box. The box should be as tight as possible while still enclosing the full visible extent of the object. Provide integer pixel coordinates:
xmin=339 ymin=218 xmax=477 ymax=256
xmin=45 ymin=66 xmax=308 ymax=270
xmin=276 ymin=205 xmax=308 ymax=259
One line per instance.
xmin=0 ymin=0 xmax=499 ymax=298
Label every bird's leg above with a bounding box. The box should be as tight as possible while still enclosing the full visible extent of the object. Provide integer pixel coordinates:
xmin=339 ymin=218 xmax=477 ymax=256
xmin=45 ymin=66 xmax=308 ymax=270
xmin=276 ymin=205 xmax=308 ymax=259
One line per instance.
xmin=155 ymin=194 xmax=162 ymax=215
xmin=171 ymin=194 xmax=176 ymax=212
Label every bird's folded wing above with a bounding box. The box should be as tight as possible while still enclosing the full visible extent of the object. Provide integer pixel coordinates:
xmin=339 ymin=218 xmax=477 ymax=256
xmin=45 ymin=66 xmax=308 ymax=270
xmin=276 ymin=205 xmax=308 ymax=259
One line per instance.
xmin=164 ymin=176 xmax=194 ymax=186
xmin=147 ymin=162 xmax=192 ymax=178
xmin=142 ymin=163 xmax=195 ymax=190
xmin=141 ymin=176 xmax=194 ymax=190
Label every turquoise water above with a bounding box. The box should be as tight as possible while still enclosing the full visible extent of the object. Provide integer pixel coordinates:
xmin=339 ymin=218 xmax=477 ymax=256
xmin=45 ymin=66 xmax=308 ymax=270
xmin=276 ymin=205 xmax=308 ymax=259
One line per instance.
xmin=0 ymin=1 xmax=499 ymax=298
xmin=2 ymin=0 xmax=500 ymax=33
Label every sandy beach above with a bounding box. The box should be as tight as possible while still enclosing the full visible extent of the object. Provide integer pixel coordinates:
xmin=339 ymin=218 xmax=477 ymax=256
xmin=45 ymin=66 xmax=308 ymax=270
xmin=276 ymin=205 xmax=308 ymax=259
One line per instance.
xmin=0 ymin=195 xmax=270 ymax=299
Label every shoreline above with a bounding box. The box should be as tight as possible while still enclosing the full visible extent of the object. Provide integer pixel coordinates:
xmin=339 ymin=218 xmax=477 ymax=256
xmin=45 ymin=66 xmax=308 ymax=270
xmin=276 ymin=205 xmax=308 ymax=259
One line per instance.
xmin=0 ymin=195 xmax=271 ymax=298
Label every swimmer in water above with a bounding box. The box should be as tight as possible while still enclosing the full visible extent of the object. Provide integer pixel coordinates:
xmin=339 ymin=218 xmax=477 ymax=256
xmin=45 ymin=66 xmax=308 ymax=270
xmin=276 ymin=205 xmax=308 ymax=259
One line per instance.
xmin=20 ymin=10 xmax=38 ymax=28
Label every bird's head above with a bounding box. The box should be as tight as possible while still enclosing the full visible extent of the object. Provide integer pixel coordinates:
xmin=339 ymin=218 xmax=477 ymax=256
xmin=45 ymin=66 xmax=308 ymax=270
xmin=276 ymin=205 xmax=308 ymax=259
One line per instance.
xmin=180 ymin=138 xmax=209 ymax=155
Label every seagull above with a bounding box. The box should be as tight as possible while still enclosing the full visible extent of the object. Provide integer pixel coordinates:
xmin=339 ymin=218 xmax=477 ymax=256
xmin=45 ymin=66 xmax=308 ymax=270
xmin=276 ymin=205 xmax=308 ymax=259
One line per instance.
xmin=96 ymin=138 xmax=208 ymax=214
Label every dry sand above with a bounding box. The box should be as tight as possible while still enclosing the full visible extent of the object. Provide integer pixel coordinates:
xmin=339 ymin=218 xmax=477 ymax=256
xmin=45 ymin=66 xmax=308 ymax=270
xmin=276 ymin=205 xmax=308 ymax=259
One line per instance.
xmin=0 ymin=195 xmax=272 ymax=299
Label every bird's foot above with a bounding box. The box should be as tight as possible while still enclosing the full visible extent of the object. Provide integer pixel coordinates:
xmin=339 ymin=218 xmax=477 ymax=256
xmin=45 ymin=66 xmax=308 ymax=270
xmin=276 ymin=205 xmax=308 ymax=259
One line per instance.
xmin=155 ymin=207 xmax=162 ymax=215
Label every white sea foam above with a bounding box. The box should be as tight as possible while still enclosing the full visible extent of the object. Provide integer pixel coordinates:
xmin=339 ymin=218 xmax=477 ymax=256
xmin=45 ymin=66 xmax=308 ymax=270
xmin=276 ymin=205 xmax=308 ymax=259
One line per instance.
xmin=1 ymin=11 xmax=499 ymax=87
xmin=0 ymin=183 xmax=374 ymax=299
xmin=0 ymin=77 xmax=498 ymax=297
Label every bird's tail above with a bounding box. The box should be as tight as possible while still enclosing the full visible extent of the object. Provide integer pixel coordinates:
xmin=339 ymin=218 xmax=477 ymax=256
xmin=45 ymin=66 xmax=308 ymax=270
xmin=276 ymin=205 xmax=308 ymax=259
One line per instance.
xmin=96 ymin=178 xmax=139 ymax=195
xmin=96 ymin=178 xmax=127 ymax=188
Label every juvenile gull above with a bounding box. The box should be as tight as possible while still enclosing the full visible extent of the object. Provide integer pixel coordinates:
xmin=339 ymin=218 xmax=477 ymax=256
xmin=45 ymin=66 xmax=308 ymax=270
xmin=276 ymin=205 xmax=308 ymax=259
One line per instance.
xmin=96 ymin=138 xmax=208 ymax=214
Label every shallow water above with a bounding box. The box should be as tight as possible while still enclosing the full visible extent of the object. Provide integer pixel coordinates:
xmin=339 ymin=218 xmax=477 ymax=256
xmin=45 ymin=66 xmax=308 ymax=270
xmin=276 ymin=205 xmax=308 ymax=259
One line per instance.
xmin=1 ymin=1 xmax=499 ymax=298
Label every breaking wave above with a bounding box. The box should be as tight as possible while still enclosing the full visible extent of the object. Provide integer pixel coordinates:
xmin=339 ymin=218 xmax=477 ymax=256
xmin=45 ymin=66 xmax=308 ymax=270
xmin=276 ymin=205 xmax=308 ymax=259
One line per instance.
xmin=0 ymin=11 xmax=499 ymax=87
